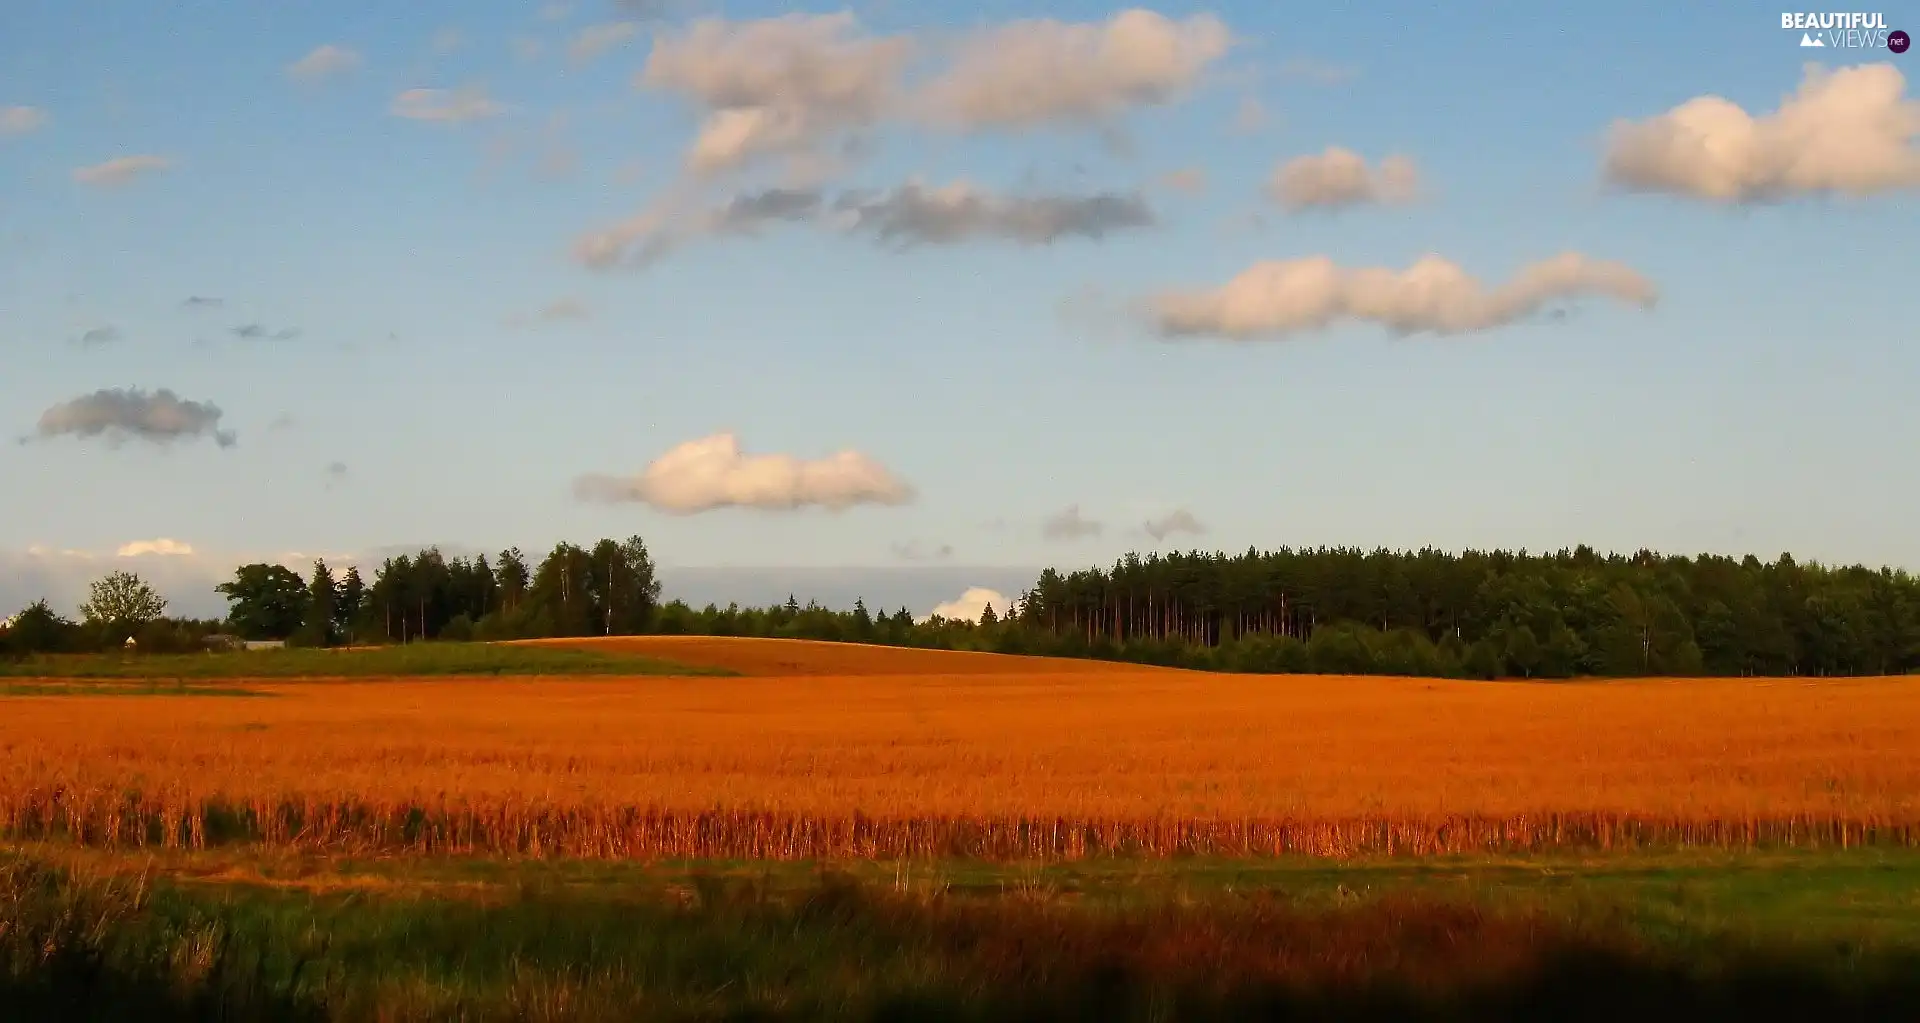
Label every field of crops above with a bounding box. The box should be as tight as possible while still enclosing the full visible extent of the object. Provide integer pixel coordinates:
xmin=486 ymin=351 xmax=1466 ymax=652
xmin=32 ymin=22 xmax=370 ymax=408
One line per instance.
xmin=3 ymin=638 xmax=1917 ymax=860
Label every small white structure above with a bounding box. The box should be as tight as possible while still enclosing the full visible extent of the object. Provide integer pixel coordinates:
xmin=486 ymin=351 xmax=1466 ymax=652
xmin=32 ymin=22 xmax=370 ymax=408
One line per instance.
xmin=243 ymin=640 xmax=287 ymax=652
xmin=124 ymin=636 xmax=138 ymax=650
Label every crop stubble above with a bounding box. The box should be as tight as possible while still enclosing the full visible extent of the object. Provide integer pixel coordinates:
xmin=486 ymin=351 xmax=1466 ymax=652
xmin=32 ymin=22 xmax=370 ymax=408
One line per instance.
xmin=3 ymin=639 xmax=1917 ymax=859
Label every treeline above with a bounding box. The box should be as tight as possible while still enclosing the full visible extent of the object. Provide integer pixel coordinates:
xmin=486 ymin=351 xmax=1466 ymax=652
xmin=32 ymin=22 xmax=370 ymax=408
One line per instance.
xmin=215 ymin=537 xmax=662 ymax=646
xmin=9 ymin=539 xmax=1920 ymax=679
xmin=658 ymin=545 xmax=1920 ymax=679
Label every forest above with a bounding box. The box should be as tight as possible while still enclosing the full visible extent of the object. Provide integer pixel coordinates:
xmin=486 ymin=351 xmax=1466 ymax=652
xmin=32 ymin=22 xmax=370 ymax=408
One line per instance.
xmin=5 ymin=539 xmax=1918 ymax=679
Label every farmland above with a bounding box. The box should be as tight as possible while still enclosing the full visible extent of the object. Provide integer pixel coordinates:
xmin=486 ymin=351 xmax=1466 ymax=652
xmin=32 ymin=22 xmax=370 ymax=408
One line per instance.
xmin=6 ymin=637 xmax=1920 ymax=1018
xmin=2 ymin=638 xmax=1917 ymax=859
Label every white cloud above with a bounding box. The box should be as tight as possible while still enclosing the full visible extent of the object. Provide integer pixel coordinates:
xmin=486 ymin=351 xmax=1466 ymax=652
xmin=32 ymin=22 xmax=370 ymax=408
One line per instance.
xmin=72 ymin=155 xmax=172 ymax=186
xmin=921 ymin=586 xmax=1007 ymax=624
xmin=1041 ymin=504 xmax=1104 ymax=541
xmin=1603 ymin=62 xmax=1920 ymax=201
xmin=1 ymin=105 xmax=48 ymax=138
xmin=390 ymin=87 xmax=505 ymax=123
xmin=431 ymin=27 xmax=465 ymax=56
xmin=639 ymin=13 xmax=911 ymax=176
xmin=570 ymin=22 xmax=638 ymax=63
xmin=1267 ymin=147 xmax=1420 ymax=210
xmin=915 ymin=10 xmax=1230 ymax=130
xmin=573 ymin=432 xmax=914 ymax=513
xmin=286 ymin=44 xmax=361 ymax=82
xmin=1143 ymin=509 xmax=1206 ymax=541
xmin=116 ymin=538 xmax=195 ymax=558
xmin=1149 ymin=252 xmax=1658 ymax=340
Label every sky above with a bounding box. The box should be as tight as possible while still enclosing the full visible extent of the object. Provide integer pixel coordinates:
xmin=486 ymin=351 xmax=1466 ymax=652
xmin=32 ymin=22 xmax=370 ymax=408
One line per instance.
xmin=3 ymin=0 xmax=1918 ymax=620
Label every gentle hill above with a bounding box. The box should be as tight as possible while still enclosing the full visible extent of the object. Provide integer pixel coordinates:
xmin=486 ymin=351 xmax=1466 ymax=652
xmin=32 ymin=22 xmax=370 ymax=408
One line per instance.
xmin=509 ymin=635 xmax=1187 ymax=677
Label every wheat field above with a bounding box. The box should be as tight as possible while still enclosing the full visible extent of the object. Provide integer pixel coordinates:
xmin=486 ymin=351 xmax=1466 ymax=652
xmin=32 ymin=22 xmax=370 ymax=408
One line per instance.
xmin=3 ymin=639 xmax=1917 ymax=859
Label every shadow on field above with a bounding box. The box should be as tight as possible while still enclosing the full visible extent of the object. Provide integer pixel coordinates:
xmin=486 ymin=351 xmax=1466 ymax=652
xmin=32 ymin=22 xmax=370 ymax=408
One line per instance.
xmin=7 ymin=861 xmax=1920 ymax=1021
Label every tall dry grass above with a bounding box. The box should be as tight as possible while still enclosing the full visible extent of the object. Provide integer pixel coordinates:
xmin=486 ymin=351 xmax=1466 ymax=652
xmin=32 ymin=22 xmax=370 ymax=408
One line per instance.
xmin=3 ymin=666 xmax=1918 ymax=859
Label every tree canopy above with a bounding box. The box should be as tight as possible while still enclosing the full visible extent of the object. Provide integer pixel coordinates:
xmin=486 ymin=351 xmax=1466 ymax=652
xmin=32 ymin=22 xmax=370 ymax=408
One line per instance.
xmin=76 ymin=571 xmax=168 ymax=637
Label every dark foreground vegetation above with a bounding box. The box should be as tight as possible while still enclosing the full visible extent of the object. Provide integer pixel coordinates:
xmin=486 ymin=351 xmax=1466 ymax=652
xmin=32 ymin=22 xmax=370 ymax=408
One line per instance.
xmin=9 ymin=536 xmax=1919 ymax=680
xmin=7 ymin=851 xmax=1920 ymax=1022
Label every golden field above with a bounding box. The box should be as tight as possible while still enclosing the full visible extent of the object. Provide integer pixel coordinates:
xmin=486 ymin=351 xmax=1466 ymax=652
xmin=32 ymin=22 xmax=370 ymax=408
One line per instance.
xmin=3 ymin=638 xmax=1918 ymax=859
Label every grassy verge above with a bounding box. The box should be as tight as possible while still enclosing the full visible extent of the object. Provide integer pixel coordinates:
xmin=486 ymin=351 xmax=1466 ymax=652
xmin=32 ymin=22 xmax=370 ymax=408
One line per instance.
xmin=6 ymin=847 xmax=1920 ymax=1021
xmin=0 ymin=642 xmax=733 ymax=680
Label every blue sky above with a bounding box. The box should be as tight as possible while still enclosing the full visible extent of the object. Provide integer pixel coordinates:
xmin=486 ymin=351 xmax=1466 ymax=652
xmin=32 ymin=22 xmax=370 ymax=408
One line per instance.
xmin=3 ymin=0 xmax=1918 ymax=616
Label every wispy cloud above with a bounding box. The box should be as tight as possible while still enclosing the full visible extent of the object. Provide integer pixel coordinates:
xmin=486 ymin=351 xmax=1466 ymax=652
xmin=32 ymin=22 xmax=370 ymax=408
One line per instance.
xmin=1157 ymin=167 xmax=1207 ymax=194
xmin=230 ymin=323 xmax=300 ymax=341
xmin=1144 ymin=508 xmax=1207 ymax=541
xmin=182 ymin=296 xmax=224 ymax=309
xmin=890 ymin=540 xmax=955 ymax=562
xmin=72 ymin=155 xmax=172 ymax=186
xmin=570 ymin=22 xmax=638 ymax=63
xmin=0 ymin=105 xmax=48 ymax=138
xmin=390 ymin=87 xmax=505 ymax=123
xmin=70 ymin=325 xmax=122 ymax=347
xmin=1041 ymin=504 xmax=1104 ymax=541
xmin=504 ymin=297 xmax=591 ymax=327
xmin=577 ymin=181 xmax=1154 ymax=268
xmin=286 ymin=44 xmax=361 ymax=82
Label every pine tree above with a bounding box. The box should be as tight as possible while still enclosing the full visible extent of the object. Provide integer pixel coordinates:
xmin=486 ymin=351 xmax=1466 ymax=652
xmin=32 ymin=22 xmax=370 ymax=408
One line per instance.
xmin=297 ymin=560 xmax=338 ymax=647
xmin=337 ymin=567 xmax=366 ymax=644
xmin=979 ymin=602 xmax=998 ymax=626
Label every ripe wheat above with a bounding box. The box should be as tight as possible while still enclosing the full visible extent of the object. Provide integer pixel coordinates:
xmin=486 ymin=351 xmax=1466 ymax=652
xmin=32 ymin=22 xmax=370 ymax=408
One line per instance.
xmin=3 ymin=658 xmax=1917 ymax=859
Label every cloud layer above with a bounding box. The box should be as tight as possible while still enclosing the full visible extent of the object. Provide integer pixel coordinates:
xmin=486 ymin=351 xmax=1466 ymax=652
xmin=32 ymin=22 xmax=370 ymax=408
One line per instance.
xmin=574 ymin=432 xmax=913 ymax=513
xmin=30 ymin=387 xmax=237 ymax=448
xmin=1603 ymin=62 xmax=1920 ymax=201
xmin=1268 ymin=147 xmax=1420 ymax=210
xmin=1148 ymin=253 xmax=1658 ymax=340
